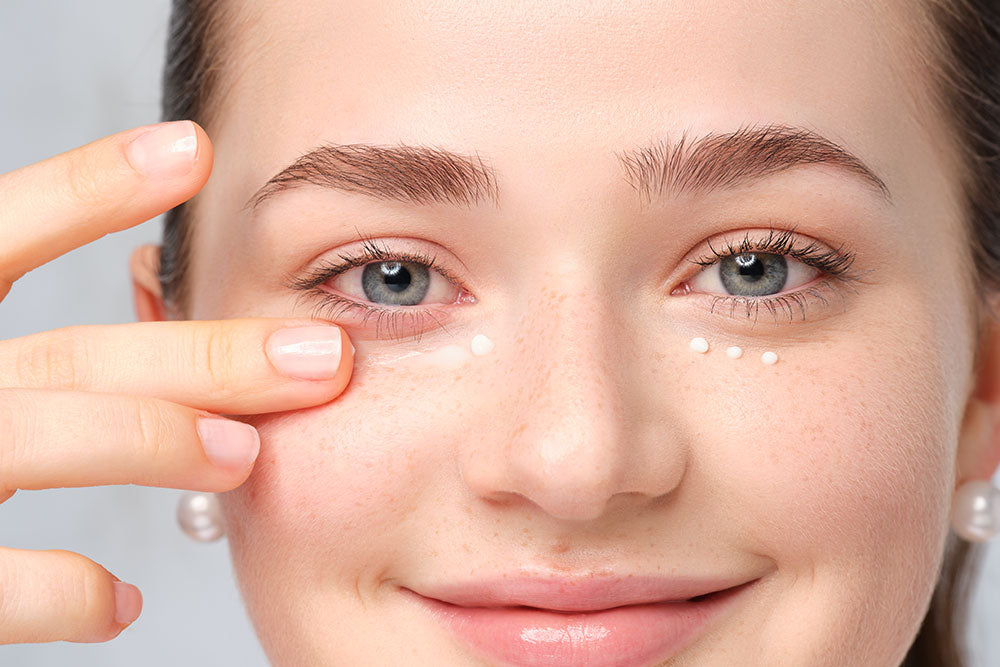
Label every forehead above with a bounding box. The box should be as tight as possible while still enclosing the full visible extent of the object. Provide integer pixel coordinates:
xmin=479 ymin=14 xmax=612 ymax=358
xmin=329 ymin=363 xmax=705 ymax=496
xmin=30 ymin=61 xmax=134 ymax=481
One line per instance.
xmin=205 ymin=0 xmax=943 ymax=218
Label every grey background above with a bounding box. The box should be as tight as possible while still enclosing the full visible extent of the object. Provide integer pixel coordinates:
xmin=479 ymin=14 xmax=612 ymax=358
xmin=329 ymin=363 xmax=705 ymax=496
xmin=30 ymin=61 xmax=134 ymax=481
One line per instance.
xmin=0 ymin=2 xmax=267 ymax=666
xmin=0 ymin=2 xmax=997 ymax=666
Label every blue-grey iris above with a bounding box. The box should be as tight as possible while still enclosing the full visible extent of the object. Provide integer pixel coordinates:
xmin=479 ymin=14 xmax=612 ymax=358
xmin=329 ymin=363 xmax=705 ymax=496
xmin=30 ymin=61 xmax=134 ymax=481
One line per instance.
xmin=719 ymin=252 xmax=788 ymax=296
xmin=361 ymin=261 xmax=431 ymax=305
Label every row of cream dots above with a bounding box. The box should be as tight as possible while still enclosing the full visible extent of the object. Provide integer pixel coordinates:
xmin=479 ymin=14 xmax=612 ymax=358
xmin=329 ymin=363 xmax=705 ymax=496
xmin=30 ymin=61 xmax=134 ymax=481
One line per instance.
xmin=689 ymin=337 xmax=778 ymax=365
xmin=467 ymin=334 xmax=779 ymax=366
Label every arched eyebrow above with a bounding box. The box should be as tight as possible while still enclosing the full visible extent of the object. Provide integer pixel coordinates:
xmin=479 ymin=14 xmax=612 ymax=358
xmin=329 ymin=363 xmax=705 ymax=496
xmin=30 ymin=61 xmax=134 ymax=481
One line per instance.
xmin=615 ymin=122 xmax=891 ymax=206
xmin=243 ymin=122 xmax=890 ymax=212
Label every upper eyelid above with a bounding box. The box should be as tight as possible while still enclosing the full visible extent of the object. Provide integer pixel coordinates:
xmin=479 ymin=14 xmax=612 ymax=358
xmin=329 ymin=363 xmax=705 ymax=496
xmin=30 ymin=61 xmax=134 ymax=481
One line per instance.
xmin=685 ymin=228 xmax=861 ymax=281
xmin=287 ymin=235 xmax=473 ymax=294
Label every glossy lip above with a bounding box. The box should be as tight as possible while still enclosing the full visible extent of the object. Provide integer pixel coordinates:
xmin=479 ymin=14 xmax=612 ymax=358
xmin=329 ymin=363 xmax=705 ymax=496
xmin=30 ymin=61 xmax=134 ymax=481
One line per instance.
xmin=404 ymin=573 xmax=762 ymax=667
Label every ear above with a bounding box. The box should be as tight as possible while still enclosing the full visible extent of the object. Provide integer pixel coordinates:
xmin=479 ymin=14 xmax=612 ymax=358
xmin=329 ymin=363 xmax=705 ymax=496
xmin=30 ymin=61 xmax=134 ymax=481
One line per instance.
xmin=955 ymin=314 xmax=1000 ymax=488
xmin=129 ymin=244 xmax=168 ymax=322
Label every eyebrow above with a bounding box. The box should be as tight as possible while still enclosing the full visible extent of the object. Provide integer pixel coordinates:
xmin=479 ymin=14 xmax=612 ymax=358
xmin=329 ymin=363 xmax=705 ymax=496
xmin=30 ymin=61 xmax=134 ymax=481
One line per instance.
xmin=243 ymin=122 xmax=890 ymax=212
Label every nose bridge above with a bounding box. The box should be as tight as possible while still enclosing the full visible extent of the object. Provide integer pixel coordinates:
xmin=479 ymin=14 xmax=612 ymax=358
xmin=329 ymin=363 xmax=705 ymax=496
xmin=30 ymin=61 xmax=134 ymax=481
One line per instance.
xmin=460 ymin=256 xmax=684 ymax=522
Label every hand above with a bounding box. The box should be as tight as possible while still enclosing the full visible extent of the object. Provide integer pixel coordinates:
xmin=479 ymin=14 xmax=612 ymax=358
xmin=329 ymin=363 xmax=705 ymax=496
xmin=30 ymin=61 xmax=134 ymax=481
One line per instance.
xmin=0 ymin=122 xmax=354 ymax=644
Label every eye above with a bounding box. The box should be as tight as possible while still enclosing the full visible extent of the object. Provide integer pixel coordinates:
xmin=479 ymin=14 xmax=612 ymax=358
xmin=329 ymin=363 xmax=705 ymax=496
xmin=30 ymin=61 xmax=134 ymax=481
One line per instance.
xmin=285 ymin=234 xmax=475 ymax=341
xmin=328 ymin=258 xmax=462 ymax=307
xmin=671 ymin=227 xmax=865 ymax=324
xmin=687 ymin=251 xmax=820 ymax=297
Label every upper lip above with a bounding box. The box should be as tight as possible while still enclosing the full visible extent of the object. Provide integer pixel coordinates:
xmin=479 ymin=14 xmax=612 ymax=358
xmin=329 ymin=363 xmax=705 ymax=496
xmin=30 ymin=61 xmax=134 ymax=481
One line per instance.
xmin=410 ymin=572 xmax=760 ymax=612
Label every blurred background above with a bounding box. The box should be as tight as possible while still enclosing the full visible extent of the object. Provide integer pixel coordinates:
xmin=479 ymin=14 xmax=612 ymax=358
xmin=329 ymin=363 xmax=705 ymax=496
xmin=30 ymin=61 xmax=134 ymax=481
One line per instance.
xmin=0 ymin=2 xmax=998 ymax=666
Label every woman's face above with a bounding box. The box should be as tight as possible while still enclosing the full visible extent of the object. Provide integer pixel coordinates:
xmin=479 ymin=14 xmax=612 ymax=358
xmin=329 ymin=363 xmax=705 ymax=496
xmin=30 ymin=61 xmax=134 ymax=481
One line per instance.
xmin=153 ymin=0 xmax=984 ymax=664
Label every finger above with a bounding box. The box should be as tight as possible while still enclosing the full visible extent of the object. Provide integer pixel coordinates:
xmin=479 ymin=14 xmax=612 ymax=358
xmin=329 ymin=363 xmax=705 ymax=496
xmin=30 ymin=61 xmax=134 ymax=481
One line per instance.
xmin=0 ymin=388 xmax=261 ymax=493
xmin=0 ymin=546 xmax=141 ymax=644
xmin=0 ymin=121 xmax=212 ymax=290
xmin=0 ymin=318 xmax=355 ymax=415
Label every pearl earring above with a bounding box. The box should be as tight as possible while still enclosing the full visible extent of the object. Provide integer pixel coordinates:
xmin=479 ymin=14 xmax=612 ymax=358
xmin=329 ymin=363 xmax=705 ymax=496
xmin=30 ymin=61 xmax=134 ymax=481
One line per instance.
xmin=177 ymin=491 xmax=226 ymax=542
xmin=950 ymin=479 xmax=1000 ymax=542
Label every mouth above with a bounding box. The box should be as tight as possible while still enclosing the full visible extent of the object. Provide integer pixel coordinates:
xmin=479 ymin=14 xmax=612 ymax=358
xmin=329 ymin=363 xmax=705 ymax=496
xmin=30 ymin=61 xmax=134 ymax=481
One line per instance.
xmin=403 ymin=575 xmax=762 ymax=666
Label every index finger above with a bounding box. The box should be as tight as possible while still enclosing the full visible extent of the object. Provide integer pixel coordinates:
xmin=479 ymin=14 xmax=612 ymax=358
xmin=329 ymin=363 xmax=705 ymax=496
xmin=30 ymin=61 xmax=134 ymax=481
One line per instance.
xmin=0 ymin=318 xmax=356 ymax=415
xmin=0 ymin=121 xmax=211 ymax=290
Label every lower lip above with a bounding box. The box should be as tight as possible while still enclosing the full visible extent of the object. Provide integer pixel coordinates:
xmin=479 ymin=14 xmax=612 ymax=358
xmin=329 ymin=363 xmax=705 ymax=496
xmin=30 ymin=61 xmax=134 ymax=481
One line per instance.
xmin=406 ymin=579 xmax=757 ymax=667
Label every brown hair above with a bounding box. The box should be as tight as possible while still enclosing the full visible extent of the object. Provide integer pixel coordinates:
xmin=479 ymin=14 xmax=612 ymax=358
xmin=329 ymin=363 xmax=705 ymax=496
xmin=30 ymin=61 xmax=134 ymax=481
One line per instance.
xmin=158 ymin=1 xmax=999 ymax=664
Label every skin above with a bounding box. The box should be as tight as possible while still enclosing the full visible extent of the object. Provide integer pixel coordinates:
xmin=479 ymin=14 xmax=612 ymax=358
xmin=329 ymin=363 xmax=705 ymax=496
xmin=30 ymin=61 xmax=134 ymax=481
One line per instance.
xmin=0 ymin=122 xmax=354 ymax=643
xmin=125 ymin=0 xmax=1000 ymax=665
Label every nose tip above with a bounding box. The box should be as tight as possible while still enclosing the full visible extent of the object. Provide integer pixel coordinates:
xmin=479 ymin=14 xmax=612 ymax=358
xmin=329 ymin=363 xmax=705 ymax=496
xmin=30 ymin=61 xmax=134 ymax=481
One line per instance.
xmin=504 ymin=436 xmax=631 ymax=522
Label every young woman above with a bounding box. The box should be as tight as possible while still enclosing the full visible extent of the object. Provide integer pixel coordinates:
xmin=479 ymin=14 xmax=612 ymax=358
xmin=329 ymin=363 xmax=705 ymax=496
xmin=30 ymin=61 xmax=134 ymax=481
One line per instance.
xmin=1 ymin=1 xmax=998 ymax=664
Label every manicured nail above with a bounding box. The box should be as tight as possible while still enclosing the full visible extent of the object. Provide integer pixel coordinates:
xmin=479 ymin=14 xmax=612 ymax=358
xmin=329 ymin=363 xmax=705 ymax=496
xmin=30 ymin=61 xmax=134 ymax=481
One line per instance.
xmin=266 ymin=325 xmax=345 ymax=380
xmin=113 ymin=581 xmax=143 ymax=625
xmin=126 ymin=120 xmax=198 ymax=178
xmin=197 ymin=417 xmax=261 ymax=469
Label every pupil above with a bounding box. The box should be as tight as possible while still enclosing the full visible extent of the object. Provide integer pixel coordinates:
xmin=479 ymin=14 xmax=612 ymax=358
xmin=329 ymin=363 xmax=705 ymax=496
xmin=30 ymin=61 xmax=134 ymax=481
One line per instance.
xmin=735 ymin=253 xmax=764 ymax=282
xmin=380 ymin=262 xmax=411 ymax=292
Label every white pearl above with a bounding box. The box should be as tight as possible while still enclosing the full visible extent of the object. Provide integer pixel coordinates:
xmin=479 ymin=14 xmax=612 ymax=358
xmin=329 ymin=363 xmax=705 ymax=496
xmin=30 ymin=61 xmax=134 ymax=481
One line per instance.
xmin=177 ymin=491 xmax=225 ymax=542
xmin=471 ymin=334 xmax=495 ymax=356
xmin=726 ymin=346 xmax=743 ymax=359
xmin=951 ymin=480 xmax=1000 ymax=542
xmin=761 ymin=351 xmax=779 ymax=365
xmin=689 ymin=337 xmax=709 ymax=354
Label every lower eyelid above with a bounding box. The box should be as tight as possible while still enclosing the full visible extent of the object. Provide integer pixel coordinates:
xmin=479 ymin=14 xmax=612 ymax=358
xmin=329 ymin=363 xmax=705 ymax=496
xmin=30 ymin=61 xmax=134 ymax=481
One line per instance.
xmin=303 ymin=288 xmax=458 ymax=341
xmin=693 ymin=278 xmax=853 ymax=325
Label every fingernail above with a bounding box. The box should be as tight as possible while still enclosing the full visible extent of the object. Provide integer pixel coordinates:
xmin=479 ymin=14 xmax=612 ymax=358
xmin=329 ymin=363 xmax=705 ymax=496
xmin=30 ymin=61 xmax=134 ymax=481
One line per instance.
xmin=113 ymin=581 xmax=142 ymax=625
xmin=266 ymin=325 xmax=345 ymax=380
xmin=126 ymin=120 xmax=198 ymax=178
xmin=197 ymin=417 xmax=261 ymax=469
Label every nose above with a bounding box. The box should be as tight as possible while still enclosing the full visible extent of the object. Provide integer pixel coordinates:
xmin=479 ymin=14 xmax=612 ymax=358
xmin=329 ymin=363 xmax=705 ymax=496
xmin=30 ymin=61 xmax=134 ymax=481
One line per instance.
xmin=458 ymin=265 xmax=687 ymax=522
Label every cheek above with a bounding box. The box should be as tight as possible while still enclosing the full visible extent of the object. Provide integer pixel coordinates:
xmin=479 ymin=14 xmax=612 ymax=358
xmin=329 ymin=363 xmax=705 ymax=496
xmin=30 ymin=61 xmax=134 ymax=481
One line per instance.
xmin=719 ymin=347 xmax=953 ymax=553
xmin=220 ymin=354 xmax=476 ymax=586
xmin=691 ymin=314 xmax=958 ymax=637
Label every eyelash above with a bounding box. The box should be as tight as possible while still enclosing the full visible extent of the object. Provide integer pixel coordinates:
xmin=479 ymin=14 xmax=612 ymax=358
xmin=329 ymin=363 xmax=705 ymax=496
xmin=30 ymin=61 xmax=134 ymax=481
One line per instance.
xmin=285 ymin=232 xmax=464 ymax=341
xmin=286 ymin=226 xmax=864 ymax=339
xmin=684 ymin=225 xmax=864 ymax=324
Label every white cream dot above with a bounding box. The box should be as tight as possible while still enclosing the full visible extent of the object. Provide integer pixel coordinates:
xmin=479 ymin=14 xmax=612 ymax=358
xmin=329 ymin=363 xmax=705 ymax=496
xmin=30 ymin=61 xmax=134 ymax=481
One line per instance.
xmin=761 ymin=351 xmax=779 ymax=365
xmin=470 ymin=334 xmax=495 ymax=356
xmin=726 ymin=346 xmax=743 ymax=359
xmin=689 ymin=337 xmax=709 ymax=354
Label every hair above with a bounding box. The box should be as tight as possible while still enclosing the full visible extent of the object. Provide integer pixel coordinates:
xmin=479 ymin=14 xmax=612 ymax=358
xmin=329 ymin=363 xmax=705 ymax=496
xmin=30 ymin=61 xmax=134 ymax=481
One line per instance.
xmin=158 ymin=1 xmax=999 ymax=664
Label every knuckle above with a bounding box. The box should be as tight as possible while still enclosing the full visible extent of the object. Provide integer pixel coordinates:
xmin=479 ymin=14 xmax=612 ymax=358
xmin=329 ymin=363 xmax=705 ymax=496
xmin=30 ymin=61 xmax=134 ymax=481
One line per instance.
xmin=198 ymin=325 xmax=240 ymax=399
xmin=63 ymin=148 xmax=115 ymax=209
xmin=66 ymin=554 xmax=108 ymax=625
xmin=0 ymin=552 xmax=23 ymax=630
xmin=0 ymin=548 xmax=110 ymax=644
xmin=14 ymin=327 xmax=91 ymax=391
xmin=0 ymin=390 xmax=34 ymax=485
xmin=126 ymin=399 xmax=176 ymax=466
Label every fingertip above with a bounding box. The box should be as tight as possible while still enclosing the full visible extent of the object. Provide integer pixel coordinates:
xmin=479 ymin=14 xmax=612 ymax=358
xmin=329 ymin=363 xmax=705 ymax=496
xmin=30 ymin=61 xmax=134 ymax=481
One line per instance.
xmin=125 ymin=121 xmax=198 ymax=179
xmin=189 ymin=120 xmax=214 ymax=185
xmin=121 ymin=119 xmax=212 ymax=206
xmin=340 ymin=330 xmax=356 ymax=381
xmin=112 ymin=581 xmax=143 ymax=626
xmin=266 ymin=324 xmax=351 ymax=381
xmin=344 ymin=330 xmax=356 ymax=360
